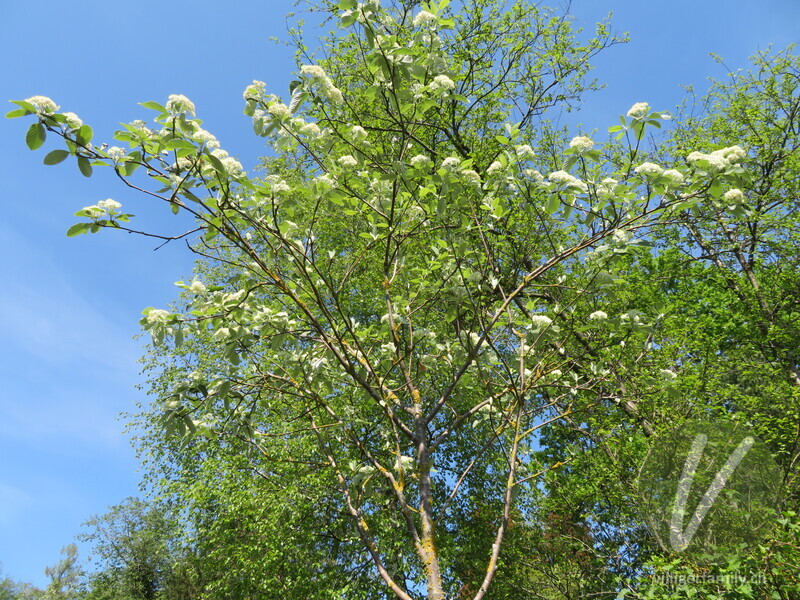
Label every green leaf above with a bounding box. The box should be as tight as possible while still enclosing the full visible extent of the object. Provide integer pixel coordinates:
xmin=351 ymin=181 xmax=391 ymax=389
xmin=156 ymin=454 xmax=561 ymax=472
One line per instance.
xmin=25 ymin=122 xmax=46 ymax=150
xmin=139 ymin=101 xmax=167 ymax=113
xmin=6 ymin=108 xmax=32 ymax=118
xmin=75 ymin=124 xmax=93 ymax=146
xmin=66 ymin=222 xmax=90 ymax=237
xmin=43 ymin=149 xmax=69 ymax=165
xmin=78 ymin=156 xmax=93 ymax=177
xmin=207 ymin=152 xmax=225 ymax=174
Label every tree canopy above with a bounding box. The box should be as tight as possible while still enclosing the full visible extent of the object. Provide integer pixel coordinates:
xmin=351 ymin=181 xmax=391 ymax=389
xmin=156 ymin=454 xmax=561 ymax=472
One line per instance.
xmin=7 ymin=1 xmax=800 ymax=598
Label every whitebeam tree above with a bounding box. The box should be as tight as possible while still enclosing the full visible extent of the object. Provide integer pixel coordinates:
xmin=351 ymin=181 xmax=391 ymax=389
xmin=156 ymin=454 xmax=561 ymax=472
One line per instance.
xmin=9 ymin=1 xmax=753 ymax=598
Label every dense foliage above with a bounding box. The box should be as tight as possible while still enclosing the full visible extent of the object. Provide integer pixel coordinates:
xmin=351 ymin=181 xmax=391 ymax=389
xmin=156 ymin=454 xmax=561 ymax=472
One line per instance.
xmin=6 ymin=1 xmax=799 ymax=598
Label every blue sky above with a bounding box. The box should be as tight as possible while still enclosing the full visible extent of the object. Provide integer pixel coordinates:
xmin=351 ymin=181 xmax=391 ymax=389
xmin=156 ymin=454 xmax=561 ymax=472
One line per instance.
xmin=1 ymin=0 xmax=798 ymax=588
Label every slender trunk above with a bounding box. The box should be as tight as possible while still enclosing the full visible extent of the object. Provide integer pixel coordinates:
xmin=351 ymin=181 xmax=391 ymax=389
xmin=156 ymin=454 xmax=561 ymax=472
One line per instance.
xmin=416 ymin=405 xmax=444 ymax=600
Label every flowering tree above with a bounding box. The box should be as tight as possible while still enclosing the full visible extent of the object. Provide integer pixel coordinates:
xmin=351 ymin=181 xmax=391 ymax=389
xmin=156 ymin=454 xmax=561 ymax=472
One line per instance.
xmin=9 ymin=1 xmax=761 ymax=598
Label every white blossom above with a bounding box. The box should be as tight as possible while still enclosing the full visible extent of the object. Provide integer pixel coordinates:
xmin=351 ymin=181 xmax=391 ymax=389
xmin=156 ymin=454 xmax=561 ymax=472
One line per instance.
xmin=165 ymin=94 xmax=195 ymax=116
xmin=723 ymin=188 xmax=745 ymax=204
xmin=146 ymin=309 xmax=170 ymax=325
xmin=129 ymin=120 xmax=152 ymax=135
xmin=515 ymin=144 xmax=535 ymax=159
xmin=192 ymin=129 xmax=220 ymax=149
xmin=106 ymin=147 xmax=126 ymax=162
xmin=25 ymin=95 xmax=59 ymax=114
xmin=662 ymin=169 xmax=685 ymax=185
xmin=97 ymin=199 xmax=122 ymax=211
xmin=721 ymin=145 xmax=747 ymax=163
xmin=597 ymin=177 xmax=618 ymax=196
xmin=338 ymin=155 xmax=359 ymax=168
xmin=569 ymin=135 xmax=594 ymax=152
xmin=430 ymin=74 xmax=455 ymax=91
xmin=627 ymin=102 xmax=649 ymax=119
xmin=687 ymin=150 xmax=731 ymax=172
xmin=461 ymin=169 xmax=481 ymax=184
xmin=300 ymin=65 xmax=344 ymax=105
xmin=589 ymin=310 xmax=608 ymax=321
xmin=413 ymin=10 xmax=437 ymax=27
xmin=486 ymin=161 xmax=504 ymax=174
xmin=300 ymin=122 xmax=322 ymax=137
xmin=267 ymin=102 xmax=292 ymax=120
xmin=441 ymin=156 xmax=461 ymax=170
xmin=350 ymin=125 xmax=368 ymax=142
xmin=612 ymin=229 xmax=631 ymax=244
xmin=548 ymin=170 xmax=587 ymax=191
xmin=314 ymin=173 xmax=337 ymax=190
xmin=634 ymin=162 xmax=664 ymax=177
xmin=410 ymin=154 xmax=433 ymax=169
xmin=221 ymin=156 xmax=244 ymax=178
xmin=659 ymin=368 xmax=678 ymax=380
xmin=530 ymin=315 xmax=552 ymax=330
xmin=189 ymin=281 xmax=207 ymax=294
xmin=62 ymin=112 xmax=82 ymax=129
xmin=243 ymin=80 xmax=266 ymax=100
xmin=524 ymin=169 xmax=545 ymax=185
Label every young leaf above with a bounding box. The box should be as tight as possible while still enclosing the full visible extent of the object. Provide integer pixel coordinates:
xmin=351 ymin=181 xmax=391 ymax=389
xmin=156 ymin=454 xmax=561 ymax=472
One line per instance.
xmin=25 ymin=122 xmax=46 ymax=150
xmin=6 ymin=108 xmax=32 ymax=118
xmin=66 ymin=222 xmax=91 ymax=237
xmin=78 ymin=156 xmax=93 ymax=177
xmin=43 ymin=149 xmax=69 ymax=165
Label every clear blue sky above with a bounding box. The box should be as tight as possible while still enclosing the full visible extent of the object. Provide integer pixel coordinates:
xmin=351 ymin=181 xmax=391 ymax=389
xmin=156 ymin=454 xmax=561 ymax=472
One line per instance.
xmin=0 ymin=0 xmax=797 ymax=588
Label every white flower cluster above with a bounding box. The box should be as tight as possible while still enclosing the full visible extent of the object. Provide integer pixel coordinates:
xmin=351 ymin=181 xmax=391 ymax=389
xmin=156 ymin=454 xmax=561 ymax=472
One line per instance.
xmin=596 ymin=177 xmax=618 ymax=197
xmin=210 ymin=149 xmax=245 ymax=178
xmin=166 ymin=94 xmax=196 ymax=116
xmin=588 ymin=310 xmax=608 ymax=321
xmin=82 ymin=198 xmax=121 ymax=218
xmin=429 ymin=74 xmax=455 ymax=92
xmin=524 ymin=169 xmax=545 ymax=185
xmin=686 ymin=146 xmax=747 ymax=172
xmin=192 ymin=128 xmax=220 ymax=149
xmin=25 ymin=95 xmax=59 ymax=114
xmin=243 ymin=80 xmax=266 ymax=100
xmin=627 ymin=102 xmax=649 ymax=119
xmin=106 ymin=147 xmax=127 ymax=162
xmin=145 ymin=309 xmax=170 ymax=325
xmin=300 ymin=65 xmax=345 ymax=105
xmin=723 ymin=188 xmax=745 ymax=204
xmin=98 ymin=198 xmax=122 ymax=211
xmin=548 ymin=170 xmax=588 ymax=192
xmin=460 ymin=169 xmax=482 ymax=185
xmin=350 ymin=125 xmax=368 ymax=143
xmin=530 ymin=315 xmax=552 ymax=330
xmin=62 ymin=112 xmax=82 ymax=129
xmin=515 ymin=144 xmax=535 ymax=160
xmin=486 ymin=161 xmax=504 ymax=174
xmin=612 ymin=229 xmax=631 ymax=244
xmin=634 ymin=162 xmax=664 ymax=178
xmin=314 ymin=173 xmax=337 ymax=191
xmin=569 ymin=135 xmax=594 ymax=153
xmin=410 ymin=154 xmax=433 ymax=169
xmin=441 ymin=156 xmax=461 ymax=170
xmin=338 ymin=155 xmax=359 ymax=169
xmin=267 ymin=101 xmax=292 ymax=121
xmin=188 ymin=281 xmax=207 ymax=294
xmin=413 ymin=10 xmax=437 ymax=28
xmin=659 ymin=368 xmax=678 ymax=380
xmin=129 ymin=120 xmax=153 ymax=135
xmin=300 ymin=122 xmax=322 ymax=137
xmin=662 ymin=169 xmax=685 ymax=185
